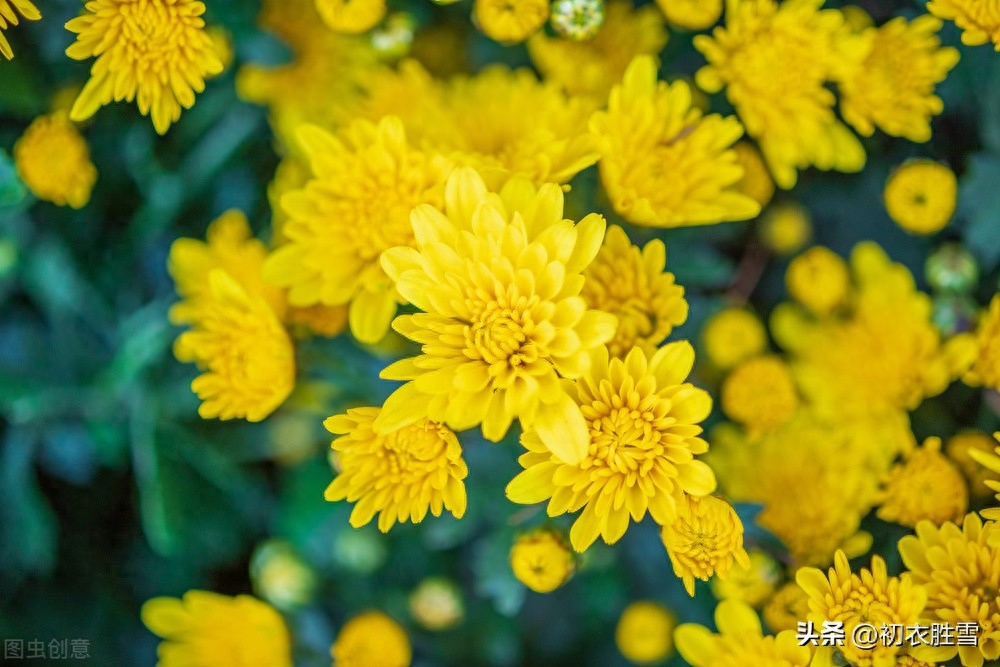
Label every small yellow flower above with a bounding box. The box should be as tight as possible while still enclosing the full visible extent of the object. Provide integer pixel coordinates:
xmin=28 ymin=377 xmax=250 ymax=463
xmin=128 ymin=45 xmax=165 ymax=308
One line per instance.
xmin=656 ymin=0 xmax=721 ymax=31
xmin=731 ymin=141 xmax=775 ymax=209
xmin=591 ymin=55 xmax=760 ymax=227
xmin=711 ymin=549 xmax=781 ymax=608
xmin=661 ymin=494 xmax=751 ymax=596
xmin=0 ymin=0 xmax=40 ymax=60
xmin=507 ymin=343 xmax=717 ymax=552
xmin=616 ymin=601 xmax=676 ymax=665
xmin=581 ymin=225 xmax=688 ymax=358
xmin=12 ymin=112 xmax=96 ymax=209
xmin=509 ymin=527 xmax=576 ymax=593
xmin=946 ymin=431 xmax=1000 ymax=500
xmin=884 ymin=159 xmax=957 ymax=235
xmin=785 ymin=246 xmax=850 ymax=316
xmin=877 ymin=436 xmax=968 ymax=528
xmin=409 ymin=578 xmax=464 ymax=631
xmin=474 ymin=0 xmax=548 ymax=43
xmin=964 ymin=294 xmax=1000 ymax=393
xmin=701 ymin=308 xmax=768 ymax=370
xmin=141 ymin=591 xmax=292 ymax=667
xmin=314 ymin=0 xmax=386 ymax=34
xmin=758 ymin=202 xmax=812 ymax=256
xmin=968 ymin=432 xmax=1000 ymax=522
xmin=762 ymin=580 xmax=810 ymax=633
xmin=323 ymin=407 xmax=468 ymax=532
xmin=720 ymin=355 xmax=798 ymax=435
xmin=928 ymin=0 xmax=1000 ymax=50
xmin=331 ymin=611 xmax=411 ymax=667
xmin=65 ymin=0 xmax=224 ymax=135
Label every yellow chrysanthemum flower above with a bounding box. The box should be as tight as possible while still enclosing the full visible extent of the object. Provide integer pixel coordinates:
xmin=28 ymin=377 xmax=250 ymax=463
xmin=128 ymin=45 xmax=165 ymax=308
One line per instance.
xmin=839 ymin=15 xmax=958 ymax=142
xmin=12 ymin=112 xmax=96 ymax=209
xmin=758 ymin=202 xmax=812 ymax=256
xmin=591 ymin=55 xmax=760 ymax=227
xmin=409 ymin=578 xmax=464 ymax=631
xmin=580 ymin=225 xmax=688 ymax=358
xmin=785 ymin=245 xmax=849 ymax=316
xmin=262 ymin=117 xmax=452 ymax=344
xmin=898 ymin=513 xmax=1000 ymax=667
xmin=376 ymin=168 xmax=616 ymax=464
xmin=711 ymin=549 xmax=781 ymax=608
xmin=797 ymin=550 xmax=930 ymax=667
xmin=947 ymin=431 xmax=1000 ymax=500
xmin=928 ymin=0 xmax=1000 ymax=50
xmin=731 ymin=141 xmax=775 ymax=209
xmin=174 ymin=271 xmax=295 ymax=422
xmin=323 ymin=407 xmax=468 ymax=532
xmin=474 ymin=0 xmax=549 ymax=43
xmin=661 ymin=494 xmax=751 ymax=596
xmin=64 ymin=0 xmax=223 ymax=135
xmin=694 ymin=0 xmax=868 ymax=189
xmin=168 ymin=210 xmax=287 ymax=325
xmin=528 ymin=0 xmax=668 ymax=99
xmin=141 ymin=591 xmax=292 ymax=667
xmin=331 ymin=611 xmax=411 ymax=667
xmin=884 ymin=159 xmax=957 ymax=235
xmin=315 ymin=0 xmax=386 ymax=34
xmin=964 ymin=294 xmax=1000 ymax=392
xmin=0 ymin=0 xmax=39 ymax=59
xmin=720 ymin=355 xmax=798 ymax=435
xmin=506 ymin=343 xmax=717 ymax=552
xmin=968 ymin=433 xmax=1000 ymax=522
xmin=509 ymin=527 xmax=576 ymax=593
xmin=762 ymin=580 xmax=810 ymax=633
xmin=877 ymin=436 xmax=968 ymax=528
xmin=701 ymin=308 xmax=768 ymax=370
xmin=675 ymin=598 xmax=813 ymax=667
xmin=616 ymin=601 xmax=676 ymax=665
xmin=656 ymin=0 xmax=721 ymax=31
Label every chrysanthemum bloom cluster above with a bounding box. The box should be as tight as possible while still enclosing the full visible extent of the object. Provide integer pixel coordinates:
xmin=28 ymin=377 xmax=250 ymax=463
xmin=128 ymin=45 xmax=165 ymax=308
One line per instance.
xmin=509 ymin=527 xmax=576 ymax=593
xmin=661 ymin=494 xmax=751 ymax=596
xmin=928 ymin=0 xmax=1000 ymax=50
xmin=0 ymin=0 xmax=39 ymax=59
xmin=141 ymin=591 xmax=292 ymax=667
xmin=877 ymin=436 xmax=968 ymax=528
xmin=65 ymin=0 xmax=224 ymax=135
xmin=323 ymin=407 xmax=468 ymax=532
xmin=590 ymin=56 xmax=760 ymax=227
xmin=13 ymin=113 xmax=97 ymax=209
xmin=331 ymin=611 xmax=411 ymax=667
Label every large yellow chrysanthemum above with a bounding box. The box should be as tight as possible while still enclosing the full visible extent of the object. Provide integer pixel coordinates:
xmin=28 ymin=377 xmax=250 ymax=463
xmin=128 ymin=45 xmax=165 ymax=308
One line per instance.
xmin=590 ymin=55 xmax=759 ymax=227
xmin=964 ymin=294 xmax=1000 ymax=392
xmin=65 ymin=0 xmax=223 ymax=135
xmin=694 ymin=0 xmax=868 ymax=189
xmin=0 ymin=0 xmax=39 ymax=60
xmin=376 ymin=168 xmax=616 ymax=464
xmin=877 ymin=436 xmax=968 ymax=528
xmin=262 ymin=117 xmax=453 ymax=344
xmin=662 ymin=493 xmax=751 ymax=596
xmin=506 ymin=343 xmax=717 ymax=552
xmin=323 ymin=407 xmax=468 ymax=532
xmin=13 ymin=112 xmax=97 ymax=209
xmin=839 ymin=15 xmax=959 ymax=143
xmin=898 ymin=513 xmax=1000 ymax=667
xmin=141 ymin=591 xmax=292 ymax=667
xmin=928 ymin=0 xmax=1000 ymax=50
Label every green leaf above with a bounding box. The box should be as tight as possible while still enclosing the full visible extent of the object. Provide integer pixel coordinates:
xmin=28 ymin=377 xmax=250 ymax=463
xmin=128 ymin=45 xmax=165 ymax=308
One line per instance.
xmin=959 ymin=153 xmax=1000 ymax=272
xmin=0 ymin=429 xmax=57 ymax=583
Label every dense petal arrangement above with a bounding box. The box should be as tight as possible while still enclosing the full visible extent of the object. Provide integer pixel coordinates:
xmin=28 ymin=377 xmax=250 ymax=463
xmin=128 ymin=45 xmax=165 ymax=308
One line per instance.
xmin=13 ymin=112 xmax=96 ymax=209
xmin=65 ymin=0 xmax=224 ymax=135
xmin=0 ymin=0 xmax=39 ymax=60
xmin=877 ymin=436 xmax=968 ymax=528
xmin=928 ymin=0 xmax=1000 ymax=50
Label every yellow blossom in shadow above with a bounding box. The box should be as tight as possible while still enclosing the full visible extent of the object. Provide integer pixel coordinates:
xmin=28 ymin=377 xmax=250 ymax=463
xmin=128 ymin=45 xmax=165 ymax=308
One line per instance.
xmin=65 ymin=0 xmax=223 ymax=135
xmin=616 ymin=601 xmax=676 ymax=664
xmin=711 ymin=549 xmax=781 ymax=608
xmin=324 ymin=407 xmax=467 ymax=532
xmin=509 ymin=527 xmax=576 ymax=593
xmin=877 ymin=436 xmax=968 ymax=528
xmin=731 ymin=141 xmax=775 ymax=209
xmin=591 ymin=55 xmax=760 ymax=227
xmin=884 ymin=159 xmax=957 ymax=235
xmin=315 ymin=0 xmax=386 ymax=34
xmin=474 ymin=0 xmax=549 ymax=43
xmin=656 ymin=0 xmax=721 ymax=31
xmin=13 ymin=112 xmax=96 ymax=209
xmin=662 ymin=494 xmax=751 ymax=596
xmin=507 ymin=343 xmax=716 ymax=552
xmin=0 ymin=0 xmax=39 ymax=60
xmin=964 ymin=294 xmax=1000 ymax=392
xmin=331 ymin=611 xmax=411 ymax=667
xmin=721 ymin=355 xmax=798 ymax=436
xmin=928 ymin=0 xmax=1000 ymax=50
xmin=141 ymin=591 xmax=292 ymax=667
xmin=947 ymin=431 xmax=1000 ymax=500
xmin=763 ymin=580 xmax=810 ymax=633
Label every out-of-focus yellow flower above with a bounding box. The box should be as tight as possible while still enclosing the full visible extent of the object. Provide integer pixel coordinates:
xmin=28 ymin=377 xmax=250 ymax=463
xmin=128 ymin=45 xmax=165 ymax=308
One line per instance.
xmin=474 ymin=0 xmax=549 ymax=43
xmin=65 ymin=0 xmax=223 ymax=135
xmin=409 ymin=20 xmax=468 ymax=77
xmin=175 ymin=271 xmax=295 ymax=422
xmin=947 ymin=431 xmax=1000 ymax=500
xmin=884 ymin=159 xmax=957 ymax=235
xmin=324 ymin=407 xmax=467 ymax=532
xmin=0 ymin=0 xmax=39 ymax=59
xmin=142 ymin=591 xmax=292 ymax=667
xmin=616 ymin=601 xmax=675 ymax=664
xmin=968 ymin=433 xmax=1000 ymax=522
xmin=701 ymin=308 xmax=768 ymax=370
xmin=762 ymin=580 xmax=810 ymax=633
xmin=377 ymin=168 xmax=615 ymax=463
xmin=662 ymin=494 xmax=751 ymax=596
xmin=928 ymin=0 xmax=1000 ymax=50
xmin=581 ymin=225 xmax=688 ymax=358
xmin=656 ymin=0 xmax=721 ymax=31
xmin=694 ymin=0 xmax=868 ymax=189
xmin=839 ymin=16 xmax=958 ymax=143
xmin=528 ymin=1 xmax=667 ymax=99
xmin=315 ymin=0 xmax=386 ymax=34
xmin=840 ymin=4 xmax=873 ymax=31
xmin=964 ymin=294 xmax=1000 ymax=392
xmin=731 ymin=141 xmax=774 ymax=209
xmin=263 ymin=117 xmax=452 ymax=344
xmin=409 ymin=578 xmax=464 ymax=630
xmin=13 ymin=112 xmax=96 ymax=209
xmin=507 ymin=344 xmax=716 ymax=552
xmin=286 ymin=304 xmax=349 ymax=338
xmin=509 ymin=528 xmax=576 ymax=593
xmin=711 ymin=549 xmax=781 ymax=608
xmin=898 ymin=513 xmax=1000 ymax=667
xmin=877 ymin=436 xmax=968 ymax=528
xmin=591 ymin=55 xmax=760 ymax=227
xmin=250 ymin=540 xmax=318 ymax=610
xmin=785 ymin=246 xmax=849 ymax=316
xmin=721 ymin=355 xmax=798 ymax=435
xmin=331 ymin=611 xmax=411 ymax=667
xmin=207 ymin=26 xmax=234 ymax=71
xmin=758 ymin=202 xmax=811 ymax=256
xmin=675 ymin=598 xmax=813 ymax=667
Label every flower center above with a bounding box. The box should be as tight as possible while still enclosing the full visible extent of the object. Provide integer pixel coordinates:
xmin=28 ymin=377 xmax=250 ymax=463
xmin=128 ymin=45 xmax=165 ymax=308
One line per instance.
xmin=587 ymin=389 xmax=664 ymax=475
xmin=119 ymin=1 xmax=200 ymax=65
xmin=465 ymin=298 xmax=538 ymax=369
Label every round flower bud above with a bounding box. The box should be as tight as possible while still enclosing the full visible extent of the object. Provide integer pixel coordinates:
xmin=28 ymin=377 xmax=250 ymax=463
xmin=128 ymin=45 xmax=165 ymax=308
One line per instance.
xmin=509 ymin=527 xmax=576 ymax=593
xmin=931 ymin=293 xmax=979 ymax=337
xmin=615 ymin=601 xmax=676 ymax=664
xmin=332 ymin=527 xmax=387 ymax=574
xmin=331 ymin=612 xmax=411 ymax=667
xmin=701 ymin=308 xmax=768 ymax=370
xmin=786 ymin=246 xmax=850 ymax=316
xmin=884 ymin=159 xmax=957 ymax=235
xmin=550 ymin=0 xmax=605 ymax=40
xmin=925 ymin=243 xmax=979 ymax=294
xmin=250 ymin=540 xmax=318 ymax=610
xmin=759 ymin=202 xmax=812 ymax=256
xmin=409 ymin=578 xmax=464 ymax=631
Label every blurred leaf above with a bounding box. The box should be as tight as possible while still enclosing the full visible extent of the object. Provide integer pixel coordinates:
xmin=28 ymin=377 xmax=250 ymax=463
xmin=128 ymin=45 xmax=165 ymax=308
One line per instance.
xmin=473 ymin=527 xmax=525 ymax=617
xmin=0 ymin=150 xmax=28 ymax=207
xmin=959 ymin=153 xmax=1000 ymax=271
xmin=0 ymin=58 xmax=45 ymax=117
xmin=0 ymin=428 xmax=57 ymax=582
